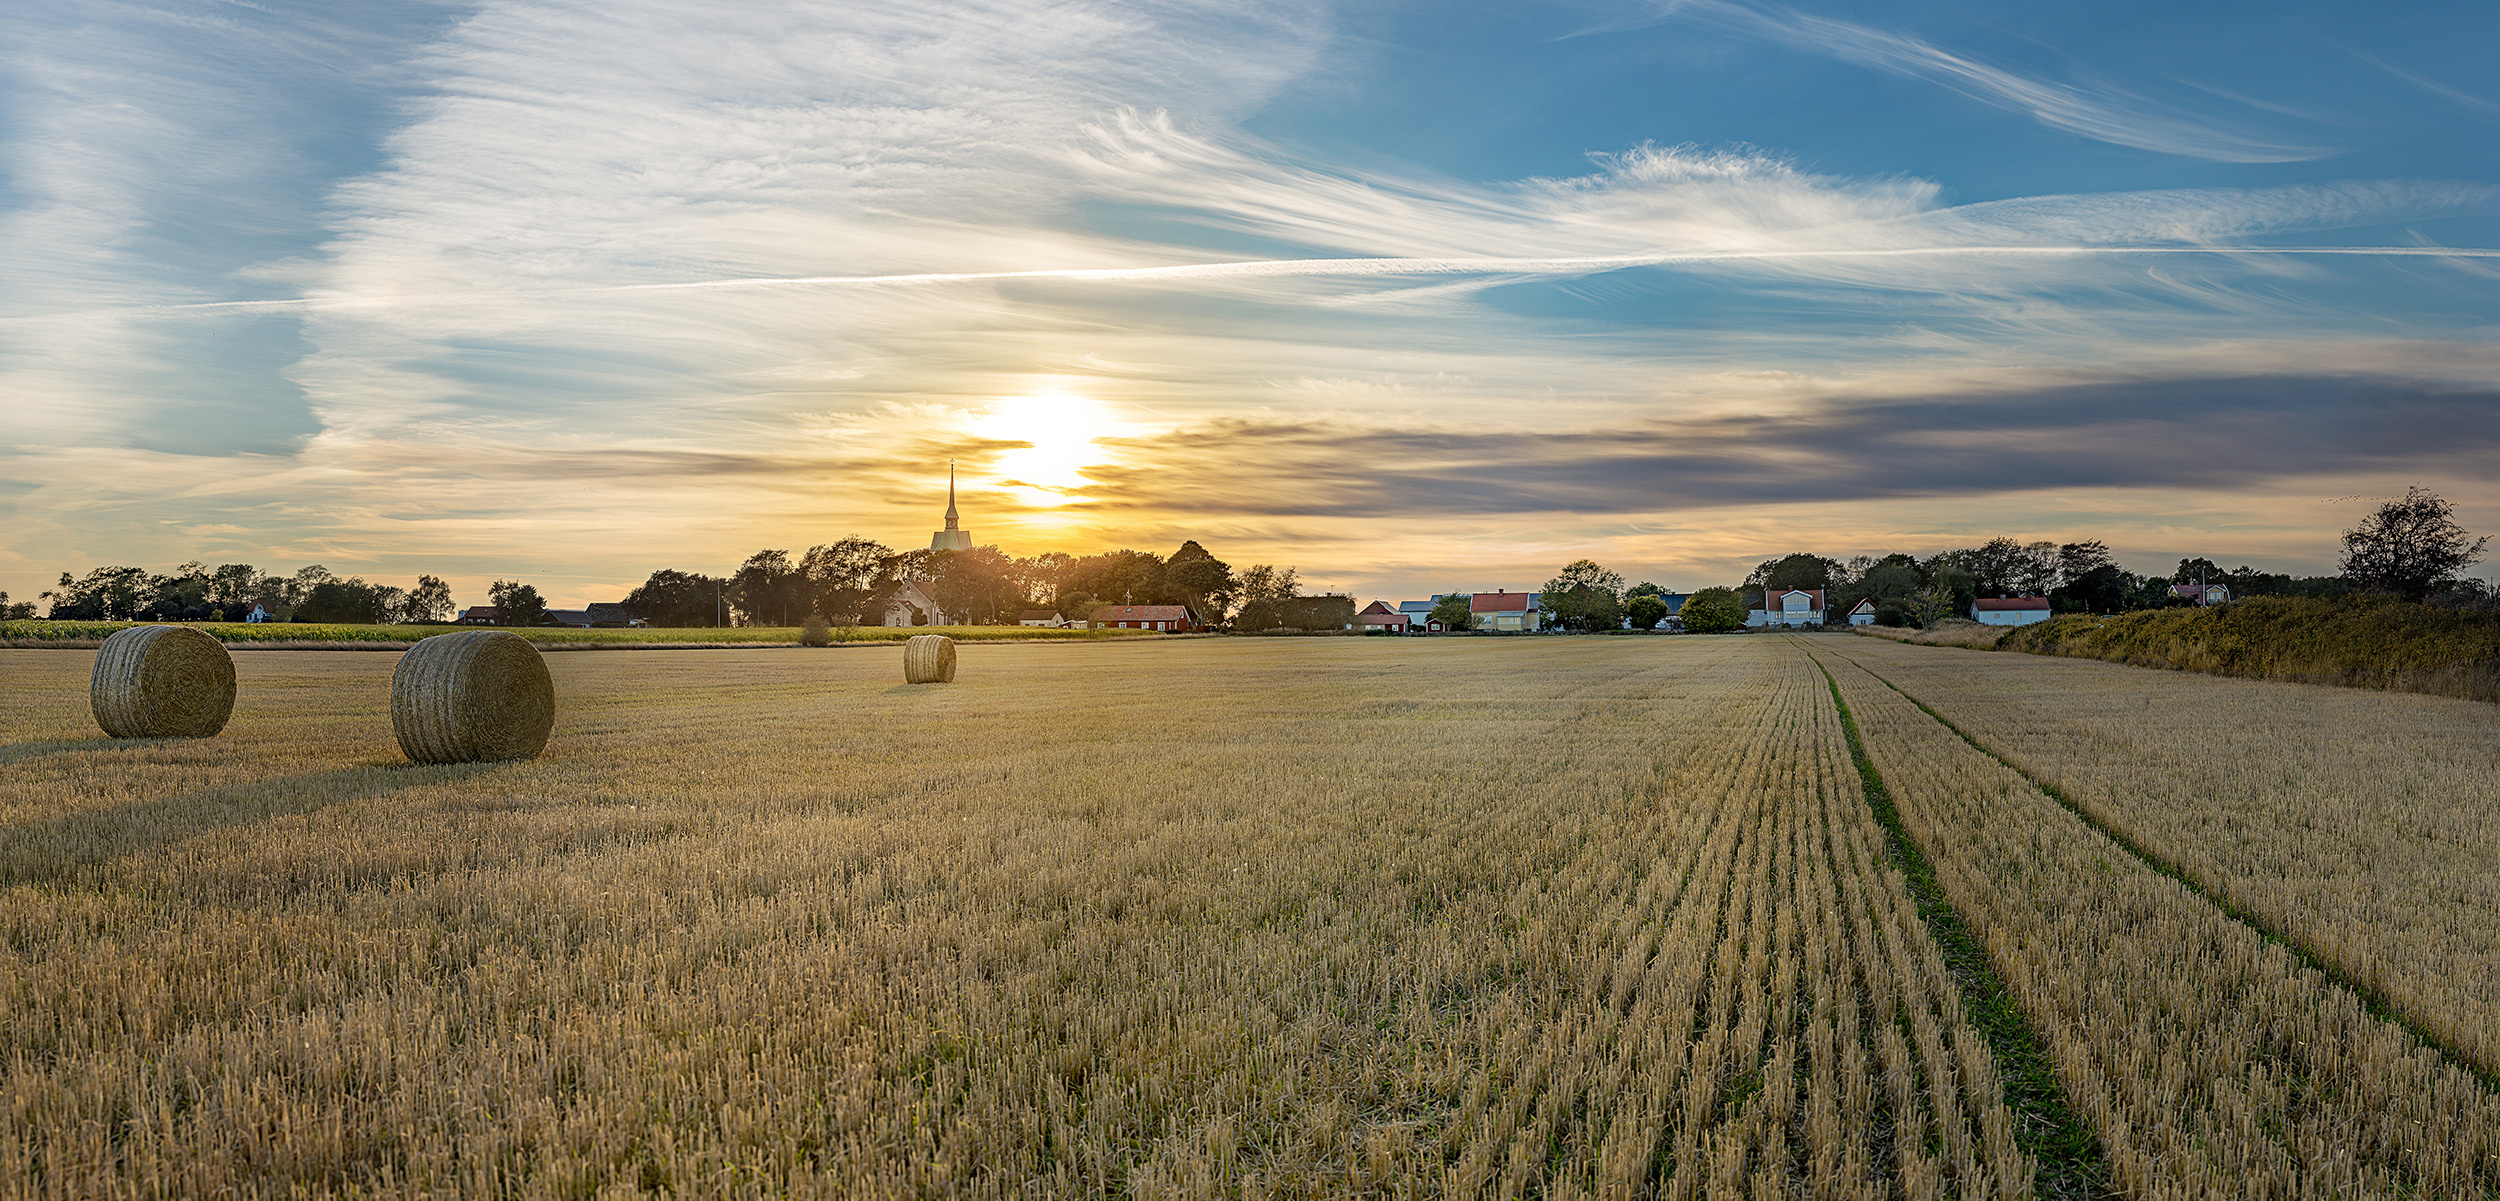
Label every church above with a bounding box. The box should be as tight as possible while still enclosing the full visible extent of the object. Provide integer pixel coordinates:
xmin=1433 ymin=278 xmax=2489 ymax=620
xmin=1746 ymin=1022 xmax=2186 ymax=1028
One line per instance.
xmin=884 ymin=464 xmax=970 ymax=626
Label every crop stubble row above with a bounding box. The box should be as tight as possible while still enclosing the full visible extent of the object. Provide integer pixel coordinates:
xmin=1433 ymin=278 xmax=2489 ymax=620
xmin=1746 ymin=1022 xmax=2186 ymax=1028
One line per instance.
xmin=1813 ymin=640 xmax=2500 ymax=1197
xmin=6 ymin=636 xmax=2497 ymax=1197
xmin=6 ymin=640 xmax=2008 ymax=1198
xmin=1832 ymin=636 xmax=2500 ymax=1079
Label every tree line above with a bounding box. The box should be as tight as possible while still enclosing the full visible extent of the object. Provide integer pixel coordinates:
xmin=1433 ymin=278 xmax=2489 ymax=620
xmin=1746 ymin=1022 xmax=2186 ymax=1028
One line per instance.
xmin=616 ymin=537 xmax=1314 ymax=628
xmin=1508 ymin=488 xmax=2491 ymax=634
xmin=31 ymin=563 xmax=453 ymax=624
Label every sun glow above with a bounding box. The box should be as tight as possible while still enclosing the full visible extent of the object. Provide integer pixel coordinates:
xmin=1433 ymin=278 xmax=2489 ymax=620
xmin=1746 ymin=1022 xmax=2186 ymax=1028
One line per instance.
xmin=976 ymin=392 xmax=1119 ymax=507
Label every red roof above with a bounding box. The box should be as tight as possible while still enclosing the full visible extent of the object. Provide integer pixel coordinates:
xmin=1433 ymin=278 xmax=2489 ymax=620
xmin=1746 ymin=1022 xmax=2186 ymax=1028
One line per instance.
xmin=1091 ymin=605 xmax=1195 ymax=622
xmin=1849 ymin=598 xmax=1876 ymax=614
xmin=1974 ymin=597 xmax=2051 ymax=611
xmin=1751 ymin=589 xmax=1824 ymax=611
xmin=1358 ymin=600 xmax=1396 ymax=615
xmin=1471 ymin=591 xmax=1537 ymax=613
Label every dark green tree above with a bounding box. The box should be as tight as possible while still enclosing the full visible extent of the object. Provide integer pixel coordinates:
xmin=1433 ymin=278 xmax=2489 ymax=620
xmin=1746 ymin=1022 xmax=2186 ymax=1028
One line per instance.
xmin=488 ymin=580 xmax=548 ymax=626
xmin=1426 ymin=592 xmax=1475 ymax=631
xmin=1540 ymin=559 xmax=1626 ymax=631
xmin=2340 ymin=487 xmax=2485 ymax=602
xmin=1625 ymin=594 xmax=1670 ymax=631
xmin=1680 ymin=587 xmax=1747 ymax=633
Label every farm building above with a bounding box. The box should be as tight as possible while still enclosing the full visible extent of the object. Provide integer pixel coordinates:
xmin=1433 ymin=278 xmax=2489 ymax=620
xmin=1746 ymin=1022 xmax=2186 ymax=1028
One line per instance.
xmin=1746 ymin=589 xmax=1824 ymax=628
xmin=881 ymin=580 xmax=952 ymax=627
xmin=1358 ymin=601 xmax=1410 ymax=632
xmin=1090 ymin=604 xmax=1199 ymax=631
xmin=1972 ymin=596 xmax=2052 ymax=625
xmin=1016 ymin=610 xmax=1068 ymax=627
xmin=2170 ymin=583 xmax=2231 ymax=606
xmin=1397 ymin=598 xmax=1453 ymax=631
xmin=457 ymin=606 xmax=500 ymax=625
xmin=1471 ymin=591 xmax=1543 ymax=632
xmin=1846 ymin=598 xmax=1876 ymax=626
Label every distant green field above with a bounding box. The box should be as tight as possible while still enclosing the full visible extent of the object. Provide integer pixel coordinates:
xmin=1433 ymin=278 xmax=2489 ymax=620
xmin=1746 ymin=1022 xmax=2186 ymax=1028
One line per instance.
xmin=0 ymin=619 xmax=1147 ymax=647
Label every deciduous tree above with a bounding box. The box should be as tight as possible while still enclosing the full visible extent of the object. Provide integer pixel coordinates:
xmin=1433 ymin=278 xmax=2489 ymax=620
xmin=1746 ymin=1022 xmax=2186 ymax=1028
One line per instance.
xmin=2340 ymin=487 xmax=2486 ymax=602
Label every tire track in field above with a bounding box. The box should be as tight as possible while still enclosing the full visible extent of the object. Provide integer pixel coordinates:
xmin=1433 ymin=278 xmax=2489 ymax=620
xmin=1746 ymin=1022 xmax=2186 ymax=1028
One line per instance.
xmin=1803 ymin=645 xmax=2107 ymax=1201
xmin=1824 ymin=641 xmax=2500 ymax=1101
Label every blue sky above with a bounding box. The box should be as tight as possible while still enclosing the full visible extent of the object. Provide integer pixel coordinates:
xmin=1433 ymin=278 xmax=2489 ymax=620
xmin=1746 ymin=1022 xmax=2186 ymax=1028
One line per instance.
xmin=5 ymin=0 xmax=2498 ymax=608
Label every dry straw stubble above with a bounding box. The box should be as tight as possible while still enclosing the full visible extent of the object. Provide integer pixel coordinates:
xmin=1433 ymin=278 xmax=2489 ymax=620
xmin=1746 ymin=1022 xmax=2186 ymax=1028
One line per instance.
xmin=903 ymin=633 xmax=956 ymax=683
xmin=88 ymin=625 xmax=237 ymax=738
xmin=389 ymin=629 xmax=555 ymax=763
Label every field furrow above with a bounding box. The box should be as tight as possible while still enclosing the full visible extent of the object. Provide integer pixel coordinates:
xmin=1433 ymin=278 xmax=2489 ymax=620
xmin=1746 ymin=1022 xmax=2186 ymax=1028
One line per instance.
xmin=1815 ymin=643 xmax=2500 ymax=1197
xmin=1834 ymin=636 xmax=2500 ymax=1078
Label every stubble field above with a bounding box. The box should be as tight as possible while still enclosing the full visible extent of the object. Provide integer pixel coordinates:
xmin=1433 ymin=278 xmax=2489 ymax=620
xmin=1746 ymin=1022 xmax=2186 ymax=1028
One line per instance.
xmin=3 ymin=635 xmax=2497 ymax=1198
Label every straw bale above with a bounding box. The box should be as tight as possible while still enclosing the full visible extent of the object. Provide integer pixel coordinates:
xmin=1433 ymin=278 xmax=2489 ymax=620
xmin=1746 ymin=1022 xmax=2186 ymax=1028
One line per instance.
xmin=390 ymin=630 xmax=555 ymax=763
xmin=89 ymin=625 xmax=236 ymax=738
xmin=903 ymin=633 xmax=956 ymax=684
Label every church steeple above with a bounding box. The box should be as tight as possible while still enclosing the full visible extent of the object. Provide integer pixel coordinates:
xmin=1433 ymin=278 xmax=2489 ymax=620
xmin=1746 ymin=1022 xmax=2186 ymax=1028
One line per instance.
xmin=930 ymin=461 xmax=973 ymax=551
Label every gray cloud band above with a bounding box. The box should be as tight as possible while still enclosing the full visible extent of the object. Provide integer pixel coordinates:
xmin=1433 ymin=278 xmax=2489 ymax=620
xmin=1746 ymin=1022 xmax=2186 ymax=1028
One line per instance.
xmin=1070 ymin=375 xmax=2500 ymax=517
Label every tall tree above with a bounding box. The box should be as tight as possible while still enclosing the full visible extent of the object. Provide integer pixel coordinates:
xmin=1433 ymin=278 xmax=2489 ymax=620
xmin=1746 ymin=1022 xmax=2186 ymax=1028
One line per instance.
xmin=623 ymin=569 xmax=725 ymax=627
xmin=1540 ymin=559 xmax=1626 ymax=631
xmin=1163 ymin=540 xmax=1236 ymax=621
xmin=799 ymin=537 xmax=895 ymax=624
xmin=1680 ymin=587 xmax=1746 ymax=633
xmin=731 ymin=550 xmax=803 ymax=627
xmin=405 ymin=576 xmax=455 ymax=623
xmin=2341 ymin=486 xmax=2488 ymax=602
xmin=1231 ymin=564 xmax=1302 ymax=629
xmin=488 ymin=580 xmax=548 ymax=626
xmin=1426 ymin=592 xmax=1475 ymax=631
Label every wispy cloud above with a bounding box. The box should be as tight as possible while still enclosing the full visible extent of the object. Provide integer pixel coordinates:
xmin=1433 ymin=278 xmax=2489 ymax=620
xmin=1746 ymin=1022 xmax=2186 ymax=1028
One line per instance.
xmin=1634 ymin=0 xmax=2330 ymax=162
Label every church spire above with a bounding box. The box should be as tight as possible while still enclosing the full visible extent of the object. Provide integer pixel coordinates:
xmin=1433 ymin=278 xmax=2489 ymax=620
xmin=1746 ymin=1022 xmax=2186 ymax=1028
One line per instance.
xmin=930 ymin=460 xmax=973 ymax=551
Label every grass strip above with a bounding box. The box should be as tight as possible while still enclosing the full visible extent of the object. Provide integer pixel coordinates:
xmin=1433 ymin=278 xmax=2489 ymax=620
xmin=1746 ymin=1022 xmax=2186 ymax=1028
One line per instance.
xmin=1814 ymin=658 xmax=2107 ymax=1201
xmin=1837 ymin=647 xmax=2500 ymax=1099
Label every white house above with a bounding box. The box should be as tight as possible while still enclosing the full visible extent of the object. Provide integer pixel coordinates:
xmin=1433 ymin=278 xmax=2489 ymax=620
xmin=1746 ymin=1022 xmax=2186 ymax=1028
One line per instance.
xmin=882 ymin=580 xmax=952 ymax=627
xmin=1747 ymin=588 xmax=1825 ymax=628
xmin=1017 ymin=609 xmax=1068 ymax=628
xmin=1971 ymin=596 xmax=2052 ymax=626
xmin=1846 ymin=598 xmax=1877 ymax=626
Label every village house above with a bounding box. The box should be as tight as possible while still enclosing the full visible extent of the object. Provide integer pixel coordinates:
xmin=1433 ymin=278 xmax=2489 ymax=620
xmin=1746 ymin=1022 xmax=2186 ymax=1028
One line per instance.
xmin=2170 ymin=583 xmax=2230 ymax=606
xmin=457 ymin=605 xmax=500 ymax=625
xmin=1471 ymin=591 xmax=1543 ymax=632
xmin=1747 ymin=588 xmax=1825 ymax=628
xmin=1016 ymin=610 xmax=1068 ymax=628
xmin=881 ymin=579 xmax=951 ymax=627
xmin=1090 ymin=604 xmax=1199 ymax=632
xmin=1397 ymin=598 xmax=1447 ymax=631
xmin=1358 ymin=601 xmax=1410 ymax=633
xmin=1972 ymin=596 xmax=2052 ymax=625
xmin=1846 ymin=598 xmax=1877 ymax=626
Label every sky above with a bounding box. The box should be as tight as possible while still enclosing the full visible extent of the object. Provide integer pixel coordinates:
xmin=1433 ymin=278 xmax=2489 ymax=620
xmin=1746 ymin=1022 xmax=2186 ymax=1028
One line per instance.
xmin=5 ymin=0 xmax=2499 ymax=608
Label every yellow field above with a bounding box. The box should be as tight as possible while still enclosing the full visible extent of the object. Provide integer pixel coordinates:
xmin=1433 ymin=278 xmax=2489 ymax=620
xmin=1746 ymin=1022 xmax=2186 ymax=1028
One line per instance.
xmin=3 ymin=636 xmax=2497 ymax=1197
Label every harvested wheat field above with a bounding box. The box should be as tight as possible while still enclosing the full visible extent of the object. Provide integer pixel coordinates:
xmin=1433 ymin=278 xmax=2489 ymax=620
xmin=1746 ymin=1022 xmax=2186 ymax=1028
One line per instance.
xmin=3 ymin=636 xmax=2498 ymax=1198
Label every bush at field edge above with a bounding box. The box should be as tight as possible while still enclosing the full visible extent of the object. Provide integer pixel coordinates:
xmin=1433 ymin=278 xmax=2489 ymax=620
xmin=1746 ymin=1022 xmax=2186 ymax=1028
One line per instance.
xmin=1997 ymin=594 xmax=2500 ymax=703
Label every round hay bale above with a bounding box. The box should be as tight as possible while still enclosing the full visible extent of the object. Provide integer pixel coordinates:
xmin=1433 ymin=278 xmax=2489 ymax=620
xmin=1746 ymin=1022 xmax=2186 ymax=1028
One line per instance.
xmin=903 ymin=633 xmax=956 ymax=684
xmin=390 ymin=630 xmax=555 ymax=764
xmin=90 ymin=625 xmax=236 ymax=738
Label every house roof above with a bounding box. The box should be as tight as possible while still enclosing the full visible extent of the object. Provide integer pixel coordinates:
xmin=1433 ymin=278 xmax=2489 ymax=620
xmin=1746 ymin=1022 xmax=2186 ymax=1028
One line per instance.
xmin=1750 ymin=589 xmax=1824 ymax=611
xmin=584 ymin=601 xmax=633 ymax=618
xmin=1091 ymin=604 xmax=1194 ymax=622
xmin=1471 ymin=591 xmax=1539 ymax=613
xmin=1974 ymin=597 xmax=2052 ymax=611
xmin=1358 ymin=600 xmax=1396 ymax=615
xmin=1849 ymin=598 xmax=1877 ymax=614
xmin=543 ymin=609 xmax=594 ymax=624
xmin=459 ymin=606 xmax=500 ymax=619
xmin=1397 ymin=600 xmax=1438 ymax=614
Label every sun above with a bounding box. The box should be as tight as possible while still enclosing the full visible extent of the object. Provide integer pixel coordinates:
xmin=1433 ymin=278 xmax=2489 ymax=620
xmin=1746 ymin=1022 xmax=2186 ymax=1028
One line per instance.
xmin=974 ymin=392 xmax=1118 ymax=507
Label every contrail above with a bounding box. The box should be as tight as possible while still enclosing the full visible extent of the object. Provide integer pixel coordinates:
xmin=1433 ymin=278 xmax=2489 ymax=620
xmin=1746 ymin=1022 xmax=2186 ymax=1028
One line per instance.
xmin=13 ymin=243 xmax=2500 ymax=320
